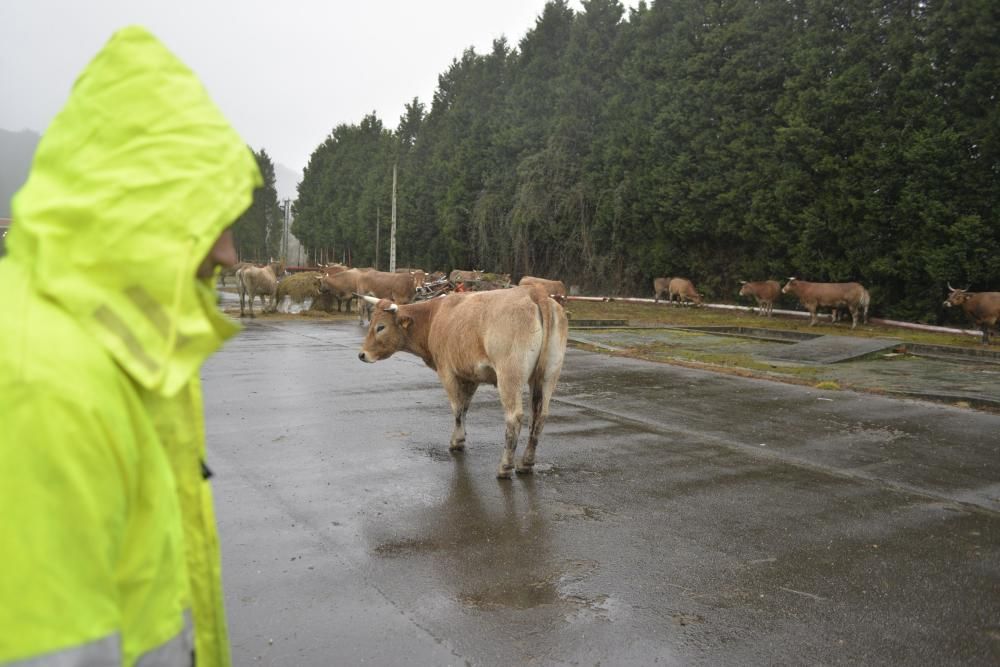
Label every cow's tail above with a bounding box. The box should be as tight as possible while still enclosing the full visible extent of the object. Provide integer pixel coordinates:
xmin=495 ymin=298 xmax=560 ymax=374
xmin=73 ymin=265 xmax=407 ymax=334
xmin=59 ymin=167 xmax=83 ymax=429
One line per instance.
xmin=529 ymin=289 xmax=568 ymax=388
xmin=860 ymin=288 xmax=871 ymax=324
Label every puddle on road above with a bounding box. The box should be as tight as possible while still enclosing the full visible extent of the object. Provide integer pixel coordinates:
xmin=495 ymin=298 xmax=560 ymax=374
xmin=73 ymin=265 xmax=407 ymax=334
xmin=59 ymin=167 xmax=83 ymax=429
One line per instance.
xmin=372 ymin=536 xmax=448 ymax=557
xmin=457 ymin=558 xmax=609 ymax=619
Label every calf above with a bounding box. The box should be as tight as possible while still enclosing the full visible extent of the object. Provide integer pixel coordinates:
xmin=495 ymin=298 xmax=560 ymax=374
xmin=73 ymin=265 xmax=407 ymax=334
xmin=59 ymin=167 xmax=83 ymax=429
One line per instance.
xmin=944 ymin=284 xmax=1000 ymax=345
xmin=781 ymin=278 xmax=868 ymax=329
xmin=358 ymin=285 xmax=569 ymax=479
xmin=738 ymin=280 xmax=781 ymax=317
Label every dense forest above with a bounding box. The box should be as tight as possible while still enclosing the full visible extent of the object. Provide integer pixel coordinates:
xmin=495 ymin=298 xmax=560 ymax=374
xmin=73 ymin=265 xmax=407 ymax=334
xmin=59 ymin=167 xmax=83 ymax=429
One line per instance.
xmin=290 ymin=0 xmax=999 ymax=323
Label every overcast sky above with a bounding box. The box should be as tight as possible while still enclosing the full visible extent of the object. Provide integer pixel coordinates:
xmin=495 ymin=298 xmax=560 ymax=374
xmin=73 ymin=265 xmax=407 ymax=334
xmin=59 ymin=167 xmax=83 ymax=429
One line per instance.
xmin=1 ymin=0 xmax=638 ymax=177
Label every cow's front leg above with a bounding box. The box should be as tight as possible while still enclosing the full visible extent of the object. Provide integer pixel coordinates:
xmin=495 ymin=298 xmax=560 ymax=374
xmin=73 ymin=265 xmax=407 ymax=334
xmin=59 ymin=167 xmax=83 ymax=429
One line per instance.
xmin=496 ymin=373 xmax=524 ymax=479
xmin=442 ymin=376 xmax=477 ymax=453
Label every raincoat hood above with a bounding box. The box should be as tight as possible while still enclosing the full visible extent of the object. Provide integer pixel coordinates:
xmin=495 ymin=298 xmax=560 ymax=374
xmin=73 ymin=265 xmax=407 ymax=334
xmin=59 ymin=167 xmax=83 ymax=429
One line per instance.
xmin=7 ymin=26 xmax=261 ymax=396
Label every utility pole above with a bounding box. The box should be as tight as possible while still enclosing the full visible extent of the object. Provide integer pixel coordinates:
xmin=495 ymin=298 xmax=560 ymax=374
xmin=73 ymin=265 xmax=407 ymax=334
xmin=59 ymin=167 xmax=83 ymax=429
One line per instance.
xmin=281 ymin=198 xmax=291 ymax=263
xmin=389 ymin=163 xmax=397 ymax=273
xmin=375 ymin=207 xmax=380 ymax=271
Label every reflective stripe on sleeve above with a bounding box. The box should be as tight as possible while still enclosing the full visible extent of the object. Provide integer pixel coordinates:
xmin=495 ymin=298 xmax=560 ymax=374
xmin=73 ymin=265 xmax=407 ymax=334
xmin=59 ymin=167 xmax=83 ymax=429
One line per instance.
xmin=5 ymin=612 xmax=193 ymax=667
xmin=3 ymin=634 xmax=120 ymax=666
xmin=135 ymin=611 xmax=194 ymax=667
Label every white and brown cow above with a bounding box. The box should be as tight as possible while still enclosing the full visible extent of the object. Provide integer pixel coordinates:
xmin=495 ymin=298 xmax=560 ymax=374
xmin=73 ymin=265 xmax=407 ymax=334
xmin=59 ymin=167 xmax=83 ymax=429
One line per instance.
xmin=781 ymin=278 xmax=869 ymax=329
xmin=944 ymin=284 xmax=1000 ymax=345
xmin=358 ymin=285 xmax=569 ymax=479
xmin=238 ymin=260 xmax=284 ymax=317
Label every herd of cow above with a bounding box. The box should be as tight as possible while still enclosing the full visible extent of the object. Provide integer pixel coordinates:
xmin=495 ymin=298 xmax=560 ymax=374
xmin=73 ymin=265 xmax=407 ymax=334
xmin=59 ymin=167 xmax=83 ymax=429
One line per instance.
xmin=219 ymin=261 xmax=997 ymax=478
xmin=656 ymin=275 xmax=1000 ymax=345
xmin=223 ymin=262 xmax=1000 ymax=346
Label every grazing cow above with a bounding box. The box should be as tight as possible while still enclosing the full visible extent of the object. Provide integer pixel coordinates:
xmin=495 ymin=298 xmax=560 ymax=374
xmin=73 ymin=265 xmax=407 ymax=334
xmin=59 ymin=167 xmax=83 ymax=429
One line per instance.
xmin=518 ymin=276 xmax=567 ymax=303
xmin=357 ymin=269 xmax=418 ymax=324
xmin=653 ymin=277 xmax=702 ymax=305
xmin=943 ymin=284 xmax=1000 ymax=345
xmin=317 ymin=268 xmax=364 ymax=313
xmin=238 ymin=261 xmax=284 ymax=318
xmin=781 ymin=278 xmax=869 ymax=329
xmin=738 ymin=280 xmax=781 ymax=317
xmin=358 ymin=285 xmax=569 ymax=479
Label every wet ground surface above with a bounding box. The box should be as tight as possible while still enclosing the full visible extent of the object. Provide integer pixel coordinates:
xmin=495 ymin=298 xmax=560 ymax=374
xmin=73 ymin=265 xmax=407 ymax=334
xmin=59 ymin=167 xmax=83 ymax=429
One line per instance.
xmin=202 ymin=318 xmax=1000 ymax=666
xmin=570 ymin=328 xmax=1000 ymax=409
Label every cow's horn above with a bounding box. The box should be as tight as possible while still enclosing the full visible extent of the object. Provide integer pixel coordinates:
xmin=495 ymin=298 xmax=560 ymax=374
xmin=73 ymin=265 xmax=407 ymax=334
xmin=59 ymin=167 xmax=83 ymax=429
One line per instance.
xmin=384 ymin=304 xmax=398 ymax=312
xmin=359 ymin=294 xmax=379 ymax=305
xmin=947 ymin=282 xmax=954 ymax=291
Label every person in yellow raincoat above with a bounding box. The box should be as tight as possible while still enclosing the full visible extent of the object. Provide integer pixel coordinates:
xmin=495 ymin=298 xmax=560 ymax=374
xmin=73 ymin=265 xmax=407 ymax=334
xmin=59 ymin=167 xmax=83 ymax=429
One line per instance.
xmin=0 ymin=27 xmax=261 ymax=666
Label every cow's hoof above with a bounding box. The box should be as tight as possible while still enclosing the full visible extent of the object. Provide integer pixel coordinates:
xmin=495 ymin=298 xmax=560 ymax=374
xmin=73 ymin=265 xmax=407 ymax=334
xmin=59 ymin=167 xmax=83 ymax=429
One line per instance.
xmin=496 ymin=466 xmax=514 ymax=480
xmin=449 ymin=445 xmax=465 ymax=454
xmin=515 ymin=463 xmax=535 ymax=475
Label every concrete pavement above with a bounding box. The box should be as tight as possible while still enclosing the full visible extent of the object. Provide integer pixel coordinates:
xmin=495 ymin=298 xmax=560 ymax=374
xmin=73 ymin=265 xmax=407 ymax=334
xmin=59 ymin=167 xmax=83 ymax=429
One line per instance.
xmin=202 ymin=318 xmax=1000 ymax=665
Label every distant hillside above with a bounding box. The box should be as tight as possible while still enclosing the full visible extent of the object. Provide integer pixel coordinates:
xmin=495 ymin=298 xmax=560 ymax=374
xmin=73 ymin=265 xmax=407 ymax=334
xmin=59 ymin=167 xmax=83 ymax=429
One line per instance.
xmin=0 ymin=129 xmax=40 ymax=217
xmin=273 ymin=162 xmax=300 ymax=202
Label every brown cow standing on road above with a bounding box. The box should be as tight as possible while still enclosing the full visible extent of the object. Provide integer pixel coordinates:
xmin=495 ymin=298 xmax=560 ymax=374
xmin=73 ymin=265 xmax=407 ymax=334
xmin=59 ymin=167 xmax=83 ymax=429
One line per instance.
xmin=738 ymin=280 xmax=781 ymax=317
xmin=358 ymin=285 xmax=569 ymax=479
xmin=943 ymin=284 xmax=1000 ymax=345
xmin=653 ymin=277 xmax=702 ymax=305
xmin=518 ymin=276 xmax=567 ymax=303
xmin=781 ymin=278 xmax=869 ymax=329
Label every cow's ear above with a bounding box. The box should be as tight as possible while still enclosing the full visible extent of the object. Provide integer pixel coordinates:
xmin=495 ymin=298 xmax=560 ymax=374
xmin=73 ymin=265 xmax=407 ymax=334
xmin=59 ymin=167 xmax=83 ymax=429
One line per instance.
xmin=399 ymin=314 xmax=414 ymax=330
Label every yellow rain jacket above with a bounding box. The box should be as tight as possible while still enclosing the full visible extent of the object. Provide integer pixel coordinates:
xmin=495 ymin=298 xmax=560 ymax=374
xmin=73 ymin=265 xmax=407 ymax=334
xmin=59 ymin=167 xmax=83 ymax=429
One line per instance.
xmin=0 ymin=27 xmax=260 ymax=666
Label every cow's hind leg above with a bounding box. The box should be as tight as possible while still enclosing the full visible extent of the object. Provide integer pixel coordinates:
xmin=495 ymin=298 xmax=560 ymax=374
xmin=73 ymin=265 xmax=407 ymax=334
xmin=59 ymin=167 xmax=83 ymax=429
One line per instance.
xmin=442 ymin=376 xmax=477 ymax=453
xmin=496 ymin=372 xmax=525 ymax=479
xmin=517 ymin=382 xmax=548 ymax=474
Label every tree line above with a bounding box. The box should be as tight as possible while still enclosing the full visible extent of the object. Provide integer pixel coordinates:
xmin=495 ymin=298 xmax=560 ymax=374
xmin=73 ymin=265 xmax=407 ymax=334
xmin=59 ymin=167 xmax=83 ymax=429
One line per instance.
xmin=288 ymin=0 xmax=998 ymax=323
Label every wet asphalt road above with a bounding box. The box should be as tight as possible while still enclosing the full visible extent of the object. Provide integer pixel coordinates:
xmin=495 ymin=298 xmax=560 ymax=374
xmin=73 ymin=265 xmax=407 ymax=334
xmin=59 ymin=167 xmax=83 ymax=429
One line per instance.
xmin=201 ymin=319 xmax=1000 ymax=666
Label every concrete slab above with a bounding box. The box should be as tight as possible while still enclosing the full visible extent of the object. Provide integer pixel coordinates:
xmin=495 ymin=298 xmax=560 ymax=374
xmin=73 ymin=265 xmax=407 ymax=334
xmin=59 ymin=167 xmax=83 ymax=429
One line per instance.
xmin=762 ymin=335 xmax=901 ymax=364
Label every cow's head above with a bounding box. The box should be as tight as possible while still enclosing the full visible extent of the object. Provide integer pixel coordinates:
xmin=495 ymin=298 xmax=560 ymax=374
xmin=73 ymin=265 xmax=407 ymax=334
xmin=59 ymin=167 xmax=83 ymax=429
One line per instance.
xmin=315 ymin=274 xmax=330 ymax=293
xmin=782 ymin=277 xmax=798 ymax=294
xmin=738 ymin=281 xmax=750 ymax=296
xmin=358 ymin=296 xmax=411 ymax=363
xmin=943 ymin=283 xmax=972 ymax=308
